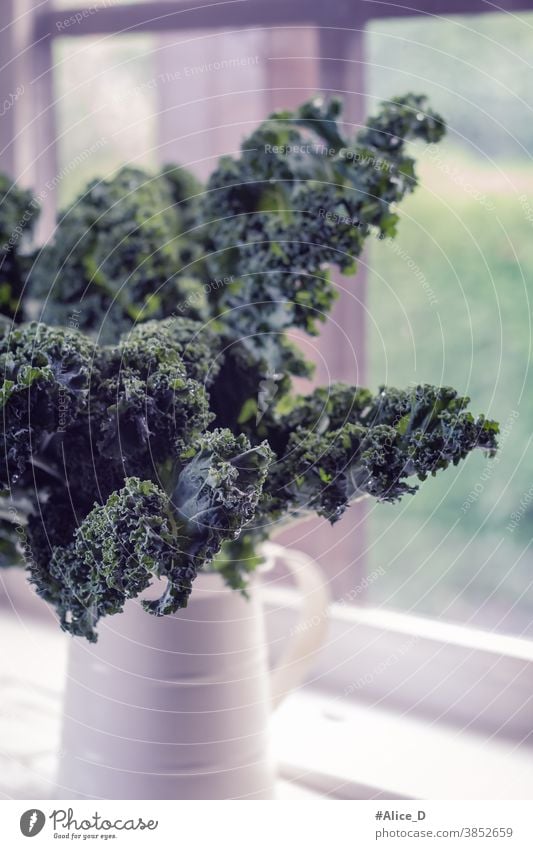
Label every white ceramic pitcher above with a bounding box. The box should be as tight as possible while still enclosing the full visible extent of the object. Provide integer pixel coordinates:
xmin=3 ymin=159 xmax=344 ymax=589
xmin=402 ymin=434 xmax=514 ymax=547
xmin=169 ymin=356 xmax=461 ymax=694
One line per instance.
xmin=56 ymin=544 xmax=329 ymax=800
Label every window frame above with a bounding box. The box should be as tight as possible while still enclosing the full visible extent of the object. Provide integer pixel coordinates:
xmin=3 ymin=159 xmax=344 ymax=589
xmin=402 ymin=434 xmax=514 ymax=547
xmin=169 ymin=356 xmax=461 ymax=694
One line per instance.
xmin=263 ymin=581 xmax=533 ymax=744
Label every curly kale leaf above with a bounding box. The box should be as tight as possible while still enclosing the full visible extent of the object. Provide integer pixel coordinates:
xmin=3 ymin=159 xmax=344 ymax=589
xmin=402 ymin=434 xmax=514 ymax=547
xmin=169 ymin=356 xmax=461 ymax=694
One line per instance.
xmin=209 ymin=336 xmax=313 ymax=434
xmin=31 ymin=166 xmax=204 ymax=341
xmin=0 ymin=174 xmax=39 ymax=322
xmin=200 ymin=93 xmax=445 ymax=368
xmin=266 ymin=383 xmax=375 ymax=448
xmin=216 ymin=383 xmax=497 ymax=593
xmin=29 ymin=478 xmax=182 ymax=641
xmin=28 ymin=431 xmax=272 ymax=641
xmin=0 ymin=501 xmax=23 ymax=567
xmin=3 ymin=319 xmax=217 ymax=573
xmin=260 ymin=383 xmax=499 ymax=521
xmin=357 ymin=94 xmax=445 ymax=151
xmin=93 ymin=321 xmax=213 ymax=476
xmin=171 ymin=428 xmax=273 ymax=574
xmin=0 ymin=485 xmax=37 ymax=568
xmin=120 ymin=316 xmax=222 ymax=386
xmin=0 ymin=523 xmax=21 ymax=567
xmin=0 ymin=322 xmax=94 ymax=483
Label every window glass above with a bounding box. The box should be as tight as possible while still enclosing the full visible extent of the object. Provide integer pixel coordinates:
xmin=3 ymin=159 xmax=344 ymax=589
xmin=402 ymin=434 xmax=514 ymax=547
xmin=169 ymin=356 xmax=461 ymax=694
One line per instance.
xmin=53 ymin=35 xmax=157 ymax=206
xmin=366 ymin=13 xmax=533 ymax=636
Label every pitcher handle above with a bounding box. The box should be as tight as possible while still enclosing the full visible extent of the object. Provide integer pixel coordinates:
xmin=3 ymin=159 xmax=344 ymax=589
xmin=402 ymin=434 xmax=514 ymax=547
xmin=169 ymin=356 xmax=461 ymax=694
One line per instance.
xmin=260 ymin=542 xmax=331 ymax=709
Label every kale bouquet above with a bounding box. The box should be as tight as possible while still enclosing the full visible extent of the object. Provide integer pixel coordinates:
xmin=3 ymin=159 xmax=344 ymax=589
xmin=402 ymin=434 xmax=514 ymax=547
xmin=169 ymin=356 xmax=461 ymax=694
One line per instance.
xmin=0 ymin=94 xmax=498 ymax=641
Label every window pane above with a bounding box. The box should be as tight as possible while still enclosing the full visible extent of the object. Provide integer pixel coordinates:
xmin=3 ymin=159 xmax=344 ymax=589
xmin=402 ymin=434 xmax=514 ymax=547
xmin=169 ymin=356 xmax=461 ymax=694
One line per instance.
xmin=53 ymin=35 xmax=157 ymax=206
xmin=366 ymin=13 xmax=533 ymax=636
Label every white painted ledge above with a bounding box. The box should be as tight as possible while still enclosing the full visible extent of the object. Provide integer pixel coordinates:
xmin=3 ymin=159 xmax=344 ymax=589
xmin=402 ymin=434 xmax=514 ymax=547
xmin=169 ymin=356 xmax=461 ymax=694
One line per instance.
xmin=0 ymin=611 xmax=531 ymax=800
xmin=272 ymin=689 xmax=533 ymax=800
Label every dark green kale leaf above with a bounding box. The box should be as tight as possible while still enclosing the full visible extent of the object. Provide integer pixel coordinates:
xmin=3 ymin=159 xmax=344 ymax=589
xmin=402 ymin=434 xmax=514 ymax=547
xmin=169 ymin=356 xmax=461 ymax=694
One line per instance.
xmin=172 ymin=428 xmax=273 ymax=598
xmin=0 ymin=322 xmax=94 ymax=483
xmin=93 ymin=320 xmax=213 ymax=478
xmin=7 ymin=321 xmax=217 ymax=577
xmin=264 ymin=383 xmax=499 ymax=521
xmin=214 ymin=383 xmax=498 ymax=593
xmin=0 ymin=175 xmax=39 ymax=322
xmin=172 ymin=428 xmax=273 ymax=547
xmin=31 ymin=166 xmax=204 ymax=341
xmin=29 ymin=478 xmax=181 ymax=641
xmin=357 ymin=94 xmax=445 ymax=151
xmin=28 ymin=431 xmax=272 ymax=640
xmin=0 ymin=523 xmax=20 ymax=567
xmin=200 ymin=93 xmax=445 ymax=371
xmin=0 ymin=486 xmax=35 ymax=569
xmin=120 ymin=316 xmax=222 ymax=386
xmin=266 ymin=383 xmax=374 ymax=447
xmin=209 ymin=336 xmax=313 ymax=434
xmin=0 ymin=489 xmax=24 ymax=568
